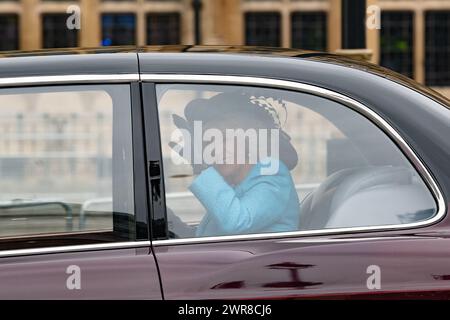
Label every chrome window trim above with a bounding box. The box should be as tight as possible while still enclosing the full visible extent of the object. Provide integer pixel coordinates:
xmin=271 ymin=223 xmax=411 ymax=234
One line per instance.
xmin=0 ymin=74 xmax=143 ymax=258
xmin=0 ymin=241 xmax=151 ymax=258
xmin=141 ymin=74 xmax=446 ymax=247
xmin=0 ymin=74 xmax=140 ymax=87
xmin=0 ymin=73 xmax=444 ymax=253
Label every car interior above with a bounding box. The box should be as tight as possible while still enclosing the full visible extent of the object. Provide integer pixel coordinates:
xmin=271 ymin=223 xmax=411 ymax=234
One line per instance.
xmin=287 ymin=92 xmax=437 ymax=230
xmin=164 ymin=87 xmax=437 ymax=237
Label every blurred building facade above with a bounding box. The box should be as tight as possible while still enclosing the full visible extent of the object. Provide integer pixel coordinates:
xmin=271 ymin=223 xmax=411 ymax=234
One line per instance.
xmin=0 ymin=0 xmax=449 ymax=97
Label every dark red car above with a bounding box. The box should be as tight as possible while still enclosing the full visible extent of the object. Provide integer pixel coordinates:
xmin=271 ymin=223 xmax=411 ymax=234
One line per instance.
xmin=0 ymin=46 xmax=449 ymax=299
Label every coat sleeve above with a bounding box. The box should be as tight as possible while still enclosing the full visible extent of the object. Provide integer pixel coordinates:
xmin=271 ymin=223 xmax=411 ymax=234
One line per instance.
xmin=189 ymin=165 xmax=292 ymax=235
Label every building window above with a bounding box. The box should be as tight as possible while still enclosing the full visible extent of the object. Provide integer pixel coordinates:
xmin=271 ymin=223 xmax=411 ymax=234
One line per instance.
xmin=291 ymin=11 xmax=327 ymax=51
xmin=0 ymin=14 xmax=18 ymax=51
xmin=245 ymin=12 xmax=280 ymax=47
xmin=42 ymin=14 xmax=79 ymax=49
xmin=380 ymin=11 xmax=414 ymax=79
xmin=102 ymin=13 xmax=136 ymax=46
xmin=425 ymin=11 xmax=450 ymax=86
xmin=146 ymin=13 xmax=180 ymax=45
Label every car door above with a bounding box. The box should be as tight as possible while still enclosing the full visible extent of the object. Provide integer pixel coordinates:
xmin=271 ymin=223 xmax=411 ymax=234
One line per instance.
xmin=0 ymin=80 xmax=162 ymax=299
xmin=141 ymin=76 xmax=446 ymax=300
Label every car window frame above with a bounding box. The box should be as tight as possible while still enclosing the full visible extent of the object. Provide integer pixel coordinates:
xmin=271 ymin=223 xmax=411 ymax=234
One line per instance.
xmin=0 ymin=74 xmax=152 ymax=258
xmin=141 ymin=74 xmax=446 ymax=245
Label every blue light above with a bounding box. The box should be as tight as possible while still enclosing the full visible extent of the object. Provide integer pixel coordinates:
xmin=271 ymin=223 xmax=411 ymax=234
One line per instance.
xmin=102 ymin=38 xmax=112 ymax=46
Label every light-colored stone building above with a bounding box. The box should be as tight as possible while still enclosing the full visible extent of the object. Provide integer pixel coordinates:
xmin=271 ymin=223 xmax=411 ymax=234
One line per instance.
xmin=0 ymin=0 xmax=449 ymax=97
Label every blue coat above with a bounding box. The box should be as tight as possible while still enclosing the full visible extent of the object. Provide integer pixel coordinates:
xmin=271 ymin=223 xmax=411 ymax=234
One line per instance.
xmin=190 ymin=159 xmax=300 ymax=237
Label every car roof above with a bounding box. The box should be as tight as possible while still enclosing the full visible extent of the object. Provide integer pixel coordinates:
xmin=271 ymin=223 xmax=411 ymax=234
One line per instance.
xmin=0 ymin=45 xmax=447 ymax=105
xmin=0 ymin=45 xmax=313 ymax=59
xmin=0 ymin=44 xmax=405 ymax=82
xmin=0 ymin=45 xmax=320 ymax=79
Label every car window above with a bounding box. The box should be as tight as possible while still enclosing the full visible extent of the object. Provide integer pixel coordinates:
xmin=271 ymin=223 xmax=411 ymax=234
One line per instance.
xmin=0 ymin=84 xmax=135 ymax=248
xmin=156 ymin=84 xmax=437 ymax=239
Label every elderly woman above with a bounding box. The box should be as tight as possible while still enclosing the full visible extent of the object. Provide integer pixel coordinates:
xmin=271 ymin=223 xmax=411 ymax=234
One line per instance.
xmin=168 ymin=90 xmax=299 ymax=238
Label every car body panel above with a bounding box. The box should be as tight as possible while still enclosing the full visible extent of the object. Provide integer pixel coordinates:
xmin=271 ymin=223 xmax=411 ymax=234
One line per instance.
xmin=0 ymin=246 xmax=161 ymax=299
xmin=0 ymin=46 xmax=450 ymax=299
xmin=154 ymin=235 xmax=450 ymax=299
xmin=0 ymin=49 xmax=138 ymax=78
xmin=0 ymin=59 xmax=160 ymax=299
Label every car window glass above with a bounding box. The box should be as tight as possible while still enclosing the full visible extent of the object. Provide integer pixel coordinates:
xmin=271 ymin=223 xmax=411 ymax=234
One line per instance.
xmin=0 ymin=85 xmax=134 ymax=246
xmin=156 ymin=84 xmax=437 ymax=239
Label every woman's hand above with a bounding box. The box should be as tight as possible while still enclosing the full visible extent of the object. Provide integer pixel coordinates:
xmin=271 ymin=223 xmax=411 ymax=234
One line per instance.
xmin=169 ymin=114 xmax=208 ymax=175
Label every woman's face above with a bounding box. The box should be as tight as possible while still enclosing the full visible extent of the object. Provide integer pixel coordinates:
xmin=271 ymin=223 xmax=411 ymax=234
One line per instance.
xmin=203 ymin=121 xmax=248 ymax=184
